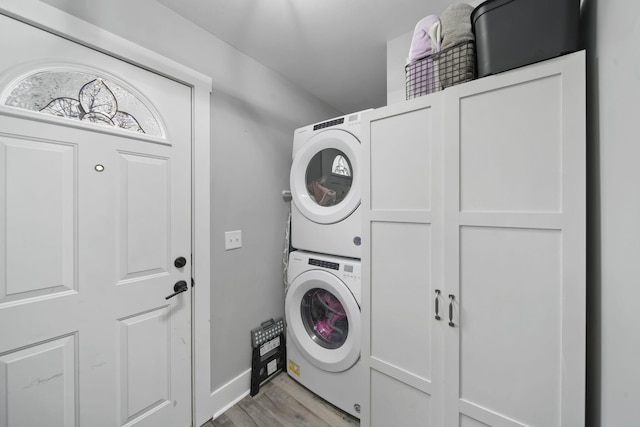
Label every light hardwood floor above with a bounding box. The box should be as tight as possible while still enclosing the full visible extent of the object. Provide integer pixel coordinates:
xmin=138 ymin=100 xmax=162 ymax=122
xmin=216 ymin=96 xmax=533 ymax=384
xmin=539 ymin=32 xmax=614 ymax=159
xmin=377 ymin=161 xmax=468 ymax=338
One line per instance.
xmin=203 ymin=373 xmax=360 ymax=427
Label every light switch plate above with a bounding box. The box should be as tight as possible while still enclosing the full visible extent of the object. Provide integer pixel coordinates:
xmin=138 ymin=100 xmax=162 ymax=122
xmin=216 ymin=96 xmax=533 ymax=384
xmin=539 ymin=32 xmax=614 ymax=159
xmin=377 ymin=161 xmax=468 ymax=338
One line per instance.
xmin=225 ymin=230 xmax=242 ymax=250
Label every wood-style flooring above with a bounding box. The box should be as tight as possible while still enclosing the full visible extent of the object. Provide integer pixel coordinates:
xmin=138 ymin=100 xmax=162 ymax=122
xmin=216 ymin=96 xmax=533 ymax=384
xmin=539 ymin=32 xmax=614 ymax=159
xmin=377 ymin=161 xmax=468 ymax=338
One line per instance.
xmin=203 ymin=372 xmax=360 ymax=427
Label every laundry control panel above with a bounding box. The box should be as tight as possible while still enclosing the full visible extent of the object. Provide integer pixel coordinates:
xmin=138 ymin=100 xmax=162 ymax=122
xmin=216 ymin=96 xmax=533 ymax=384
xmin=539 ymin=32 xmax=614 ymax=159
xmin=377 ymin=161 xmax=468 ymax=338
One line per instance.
xmin=310 ymin=111 xmax=367 ymax=133
xmin=313 ymin=117 xmax=345 ymax=131
xmin=308 ymin=257 xmax=360 ymax=281
xmin=309 ymin=258 xmax=339 ymax=270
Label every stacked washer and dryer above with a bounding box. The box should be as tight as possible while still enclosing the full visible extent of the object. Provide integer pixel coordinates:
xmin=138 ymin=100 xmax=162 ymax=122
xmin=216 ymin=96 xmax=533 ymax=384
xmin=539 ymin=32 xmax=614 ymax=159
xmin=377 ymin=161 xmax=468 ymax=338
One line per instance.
xmin=285 ymin=112 xmax=367 ymax=419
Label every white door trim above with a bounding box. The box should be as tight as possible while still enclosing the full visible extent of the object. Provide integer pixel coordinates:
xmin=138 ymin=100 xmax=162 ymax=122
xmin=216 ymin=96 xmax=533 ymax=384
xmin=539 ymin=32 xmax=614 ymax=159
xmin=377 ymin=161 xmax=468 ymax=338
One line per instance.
xmin=0 ymin=2 xmax=213 ymax=426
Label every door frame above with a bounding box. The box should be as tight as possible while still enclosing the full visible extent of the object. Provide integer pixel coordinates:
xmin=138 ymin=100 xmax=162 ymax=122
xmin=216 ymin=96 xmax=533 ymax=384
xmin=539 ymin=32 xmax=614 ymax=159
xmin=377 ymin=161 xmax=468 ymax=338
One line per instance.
xmin=0 ymin=2 xmax=213 ymax=426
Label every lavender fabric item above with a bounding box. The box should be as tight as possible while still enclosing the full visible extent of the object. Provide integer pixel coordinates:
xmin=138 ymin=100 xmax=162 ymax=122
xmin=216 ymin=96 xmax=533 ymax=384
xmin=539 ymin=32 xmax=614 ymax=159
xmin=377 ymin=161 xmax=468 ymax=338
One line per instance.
xmin=406 ymin=15 xmax=443 ymax=98
xmin=407 ymin=15 xmax=441 ymax=64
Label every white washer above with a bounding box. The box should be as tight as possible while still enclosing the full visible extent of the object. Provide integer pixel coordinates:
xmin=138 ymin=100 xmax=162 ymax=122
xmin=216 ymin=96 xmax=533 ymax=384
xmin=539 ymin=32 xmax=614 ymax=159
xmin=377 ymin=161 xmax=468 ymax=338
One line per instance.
xmin=290 ymin=111 xmax=369 ymax=259
xmin=285 ymin=250 xmax=362 ymax=418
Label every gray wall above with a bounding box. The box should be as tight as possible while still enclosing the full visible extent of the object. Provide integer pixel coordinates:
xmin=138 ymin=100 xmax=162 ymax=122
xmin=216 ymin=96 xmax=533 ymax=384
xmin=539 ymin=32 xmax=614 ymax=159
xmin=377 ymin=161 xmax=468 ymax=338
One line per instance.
xmin=41 ymin=0 xmax=340 ymax=393
xmin=386 ymin=31 xmax=412 ymax=106
xmin=583 ymin=0 xmax=640 ymax=425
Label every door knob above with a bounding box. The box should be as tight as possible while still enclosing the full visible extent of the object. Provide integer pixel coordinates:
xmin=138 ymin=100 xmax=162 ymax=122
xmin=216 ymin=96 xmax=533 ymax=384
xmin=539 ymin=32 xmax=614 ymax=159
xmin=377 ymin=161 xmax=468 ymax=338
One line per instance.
xmin=174 ymin=256 xmax=187 ymax=268
xmin=165 ymin=280 xmax=188 ymax=300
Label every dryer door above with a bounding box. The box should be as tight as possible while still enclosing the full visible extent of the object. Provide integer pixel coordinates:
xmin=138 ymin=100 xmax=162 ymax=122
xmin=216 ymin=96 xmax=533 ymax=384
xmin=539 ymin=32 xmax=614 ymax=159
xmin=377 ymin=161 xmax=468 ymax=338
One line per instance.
xmin=285 ymin=269 xmax=361 ymax=372
xmin=290 ymin=129 xmax=360 ymax=224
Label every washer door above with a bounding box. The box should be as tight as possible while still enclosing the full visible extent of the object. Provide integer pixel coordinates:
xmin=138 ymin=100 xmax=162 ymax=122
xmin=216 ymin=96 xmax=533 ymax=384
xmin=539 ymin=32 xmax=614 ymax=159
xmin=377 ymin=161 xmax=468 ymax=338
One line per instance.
xmin=290 ymin=129 xmax=360 ymax=224
xmin=286 ymin=269 xmax=361 ymax=372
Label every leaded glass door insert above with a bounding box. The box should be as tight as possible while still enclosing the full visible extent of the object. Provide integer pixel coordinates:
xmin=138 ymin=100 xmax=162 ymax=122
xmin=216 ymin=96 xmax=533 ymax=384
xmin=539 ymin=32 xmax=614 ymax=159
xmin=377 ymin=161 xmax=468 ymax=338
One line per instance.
xmin=2 ymin=69 xmax=163 ymax=137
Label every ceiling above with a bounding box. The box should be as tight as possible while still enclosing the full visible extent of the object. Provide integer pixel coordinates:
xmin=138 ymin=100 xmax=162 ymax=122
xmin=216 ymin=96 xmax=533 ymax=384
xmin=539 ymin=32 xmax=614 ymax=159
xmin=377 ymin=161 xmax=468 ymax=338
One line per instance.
xmin=156 ymin=0 xmax=478 ymax=113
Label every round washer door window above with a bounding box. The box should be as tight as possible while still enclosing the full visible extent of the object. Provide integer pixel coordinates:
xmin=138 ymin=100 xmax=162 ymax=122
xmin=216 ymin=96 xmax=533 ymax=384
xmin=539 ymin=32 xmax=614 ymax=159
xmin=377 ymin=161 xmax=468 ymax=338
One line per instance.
xmin=301 ymin=287 xmax=349 ymax=349
xmin=285 ymin=269 xmax=361 ymax=372
xmin=290 ymin=129 xmax=360 ymax=225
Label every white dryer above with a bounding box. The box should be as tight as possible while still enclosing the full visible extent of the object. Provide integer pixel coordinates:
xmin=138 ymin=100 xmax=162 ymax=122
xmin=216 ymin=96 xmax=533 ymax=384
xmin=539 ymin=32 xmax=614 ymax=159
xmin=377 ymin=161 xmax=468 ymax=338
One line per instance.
xmin=285 ymin=251 xmax=362 ymax=419
xmin=290 ymin=111 xmax=369 ymax=259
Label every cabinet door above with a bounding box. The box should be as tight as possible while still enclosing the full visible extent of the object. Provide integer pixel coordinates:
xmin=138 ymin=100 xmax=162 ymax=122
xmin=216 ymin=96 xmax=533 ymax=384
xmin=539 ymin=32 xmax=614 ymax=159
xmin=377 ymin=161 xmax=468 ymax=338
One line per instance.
xmin=442 ymin=51 xmax=586 ymax=427
xmin=362 ymin=94 xmax=445 ymax=426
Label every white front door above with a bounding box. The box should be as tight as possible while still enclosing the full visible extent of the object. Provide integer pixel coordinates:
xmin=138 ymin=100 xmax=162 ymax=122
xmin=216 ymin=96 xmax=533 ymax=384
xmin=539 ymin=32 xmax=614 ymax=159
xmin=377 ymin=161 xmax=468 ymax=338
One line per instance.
xmin=0 ymin=14 xmax=192 ymax=427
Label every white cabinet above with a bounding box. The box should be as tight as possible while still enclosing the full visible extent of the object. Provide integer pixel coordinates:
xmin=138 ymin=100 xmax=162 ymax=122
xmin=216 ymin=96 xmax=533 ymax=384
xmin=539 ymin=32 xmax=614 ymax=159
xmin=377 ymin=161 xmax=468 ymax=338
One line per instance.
xmin=361 ymin=51 xmax=585 ymax=427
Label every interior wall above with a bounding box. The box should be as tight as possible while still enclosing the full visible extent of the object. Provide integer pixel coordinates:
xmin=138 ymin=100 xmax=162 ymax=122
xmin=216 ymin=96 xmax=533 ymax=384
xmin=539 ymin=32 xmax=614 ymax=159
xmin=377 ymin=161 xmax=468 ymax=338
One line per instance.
xmin=386 ymin=31 xmax=412 ymax=106
xmin=40 ymin=0 xmax=340 ymax=403
xmin=582 ymin=0 xmax=640 ymax=425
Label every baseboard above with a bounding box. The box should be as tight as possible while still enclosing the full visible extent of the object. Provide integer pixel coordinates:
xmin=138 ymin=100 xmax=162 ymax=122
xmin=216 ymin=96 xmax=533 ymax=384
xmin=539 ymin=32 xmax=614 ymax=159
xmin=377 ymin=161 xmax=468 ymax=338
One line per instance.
xmin=210 ymin=368 xmax=251 ymax=419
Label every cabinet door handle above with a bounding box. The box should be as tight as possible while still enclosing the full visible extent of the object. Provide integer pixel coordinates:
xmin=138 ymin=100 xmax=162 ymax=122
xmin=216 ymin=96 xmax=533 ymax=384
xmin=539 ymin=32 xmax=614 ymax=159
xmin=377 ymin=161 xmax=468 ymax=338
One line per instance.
xmin=448 ymin=294 xmax=455 ymax=327
xmin=435 ymin=290 xmax=441 ymax=320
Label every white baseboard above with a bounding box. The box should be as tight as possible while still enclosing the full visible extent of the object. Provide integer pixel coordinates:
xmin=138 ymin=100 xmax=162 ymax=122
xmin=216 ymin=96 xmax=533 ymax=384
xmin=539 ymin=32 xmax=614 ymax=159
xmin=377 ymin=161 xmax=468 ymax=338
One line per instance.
xmin=210 ymin=368 xmax=251 ymax=420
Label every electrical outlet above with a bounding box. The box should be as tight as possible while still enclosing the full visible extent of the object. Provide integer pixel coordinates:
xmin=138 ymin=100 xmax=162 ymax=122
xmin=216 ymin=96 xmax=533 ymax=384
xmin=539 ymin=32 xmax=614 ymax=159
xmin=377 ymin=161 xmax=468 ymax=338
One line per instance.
xmin=225 ymin=230 xmax=242 ymax=250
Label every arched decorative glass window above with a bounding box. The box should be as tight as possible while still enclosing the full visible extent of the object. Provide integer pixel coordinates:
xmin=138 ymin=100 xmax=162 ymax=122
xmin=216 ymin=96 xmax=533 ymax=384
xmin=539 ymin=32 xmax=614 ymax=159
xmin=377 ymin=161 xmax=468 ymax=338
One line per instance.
xmin=2 ymin=69 xmax=163 ymax=137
